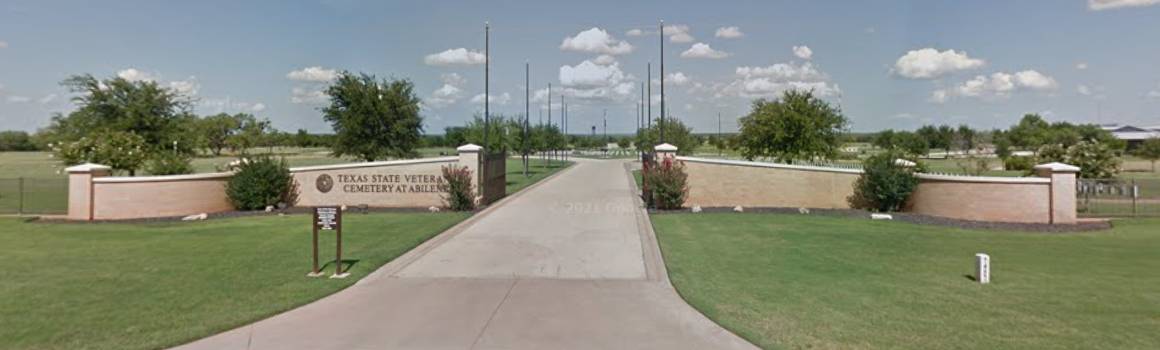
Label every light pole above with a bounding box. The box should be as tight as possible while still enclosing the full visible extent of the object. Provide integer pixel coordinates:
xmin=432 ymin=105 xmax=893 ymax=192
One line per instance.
xmin=484 ymin=21 xmax=490 ymax=151
xmin=524 ymin=61 xmax=530 ymax=176
xmin=659 ymin=20 xmax=665 ymax=144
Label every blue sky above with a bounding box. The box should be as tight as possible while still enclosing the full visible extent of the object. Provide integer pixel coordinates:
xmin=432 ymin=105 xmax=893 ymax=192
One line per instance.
xmin=1 ymin=0 xmax=1159 ymax=134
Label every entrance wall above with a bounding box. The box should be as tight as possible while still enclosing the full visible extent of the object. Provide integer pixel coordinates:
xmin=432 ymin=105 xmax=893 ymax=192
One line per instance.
xmin=668 ymin=149 xmax=1079 ymax=224
xmin=66 ymin=144 xmax=490 ymax=221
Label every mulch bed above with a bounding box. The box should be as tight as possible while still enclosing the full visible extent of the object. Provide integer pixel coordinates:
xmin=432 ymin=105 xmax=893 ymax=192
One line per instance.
xmin=32 ymin=206 xmax=474 ymax=225
xmin=650 ymin=207 xmax=1113 ymax=233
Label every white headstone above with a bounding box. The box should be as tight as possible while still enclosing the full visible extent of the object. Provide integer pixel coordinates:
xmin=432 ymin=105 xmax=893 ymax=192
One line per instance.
xmin=975 ymin=253 xmax=991 ymax=284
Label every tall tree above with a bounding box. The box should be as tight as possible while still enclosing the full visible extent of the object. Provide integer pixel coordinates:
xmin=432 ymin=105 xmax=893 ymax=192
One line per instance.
xmin=46 ymin=74 xmax=191 ymax=153
xmin=956 ymin=124 xmax=977 ymax=153
xmin=1008 ymin=114 xmax=1051 ymax=150
xmin=1137 ymin=138 xmax=1160 ymax=172
xmin=636 ymin=118 xmax=697 ymax=155
xmin=322 ymin=72 xmax=423 ymax=161
xmin=197 ymin=113 xmax=244 ymax=156
xmin=735 ymin=90 xmax=848 ymax=163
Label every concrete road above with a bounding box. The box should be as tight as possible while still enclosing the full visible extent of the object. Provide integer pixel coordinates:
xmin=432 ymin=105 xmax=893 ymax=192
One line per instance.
xmin=175 ymin=158 xmax=755 ymax=350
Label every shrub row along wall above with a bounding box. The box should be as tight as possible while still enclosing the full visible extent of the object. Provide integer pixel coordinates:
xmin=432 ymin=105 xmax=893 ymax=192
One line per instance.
xmin=66 ymin=145 xmax=488 ymax=220
xmin=672 ymin=155 xmax=1078 ymax=224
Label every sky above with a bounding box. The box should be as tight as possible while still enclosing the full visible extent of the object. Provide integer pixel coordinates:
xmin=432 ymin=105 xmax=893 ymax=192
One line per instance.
xmin=1 ymin=0 xmax=1159 ymax=135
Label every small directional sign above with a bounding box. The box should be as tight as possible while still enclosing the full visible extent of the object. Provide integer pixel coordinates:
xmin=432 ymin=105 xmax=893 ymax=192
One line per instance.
xmin=310 ymin=206 xmax=346 ymax=278
xmin=316 ymin=207 xmax=340 ymax=231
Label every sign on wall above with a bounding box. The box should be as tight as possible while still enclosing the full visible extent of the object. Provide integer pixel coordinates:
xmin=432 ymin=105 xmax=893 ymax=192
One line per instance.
xmin=312 ymin=173 xmax=448 ymax=194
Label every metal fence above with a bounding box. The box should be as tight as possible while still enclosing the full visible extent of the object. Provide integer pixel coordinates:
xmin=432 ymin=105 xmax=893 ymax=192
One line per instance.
xmin=0 ymin=177 xmax=69 ymax=215
xmin=1078 ymin=178 xmax=1160 ymax=217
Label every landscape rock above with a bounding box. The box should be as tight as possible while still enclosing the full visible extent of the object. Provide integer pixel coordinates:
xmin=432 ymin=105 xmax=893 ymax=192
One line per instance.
xmin=733 ymin=206 xmax=744 ymax=213
xmin=182 ymin=213 xmax=208 ymax=221
xmin=264 ymin=205 xmax=274 ymax=212
xmin=428 ymin=206 xmax=441 ymax=213
xmin=871 ymin=213 xmax=893 ymax=220
xmin=799 ymin=207 xmax=811 ymax=215
xmin=340 ymin=205 xmax=348 ymax=212
xmin=691 ymin=206 xmax=702 ymax=213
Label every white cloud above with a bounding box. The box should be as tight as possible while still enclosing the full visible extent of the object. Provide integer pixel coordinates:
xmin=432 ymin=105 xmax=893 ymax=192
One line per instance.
xmin=1077 ymin=84 xmax=1092 ymax=96
xmin=168 ymin=76 xmax=200 ymax=96
xmin=1013 ymin=70 xmax=1058 ymax=90
xmin=1148 ymin=83 xmax=1160 ymax=99
xmin=937 ymin=70 xmax=1059 ymax=101
xmin=117 ymin=68 xmax=156 ymax=82
xmin=38 ymin=93 xmax=58 ymax=104
xmin=681 ymin=43 xmax=730 ymax=59
xmin=625 ymin=29 xmax=645 ymax=37
xmin=593 ymin=54 xmax=617 ymax=66
xmin=663 ymin=24 xmax=694 ymax=43
xmin=715 ymin=26 xmax=744 ymax=39
xmin=558 ymin=59 xmax=636 ymax=102
xmin=560 ymin=27 xmax=634 ymax=55
xmin=1088 ymin=0 xmax=1159 ymax=10
xmin=930 ymin=90 xmax=949 ymax=104
xmin=424 ymin=48 xmax=486 ymax=66
xmin=1075 ymin=62 xmax=1089 ymax=70
xmin=427 ymin=73 xmax=467 ymax=108
xmin=291 ymin=86 xmax=327 ymax=104
xmin=667 ymin=72 xmax=691 ymax=86
xmin=286 ymin=66 xmax=338 ymax=82
xmin=470 ymin=92 xmax=511 ymax=105
xmin=793 ymin=45 xmax=813 ymax=60
xmin=559 ymin=60 xmax=629 ymax=88
xmin=892 ymin=48 xmax=985 ymax=79
xmin=199 ymin=98 xmax=267 ymax=114
xmin=723 ymin=61 xmax=840 ymax=98
xmin=6 ymin=96 xmax=31 ymax=103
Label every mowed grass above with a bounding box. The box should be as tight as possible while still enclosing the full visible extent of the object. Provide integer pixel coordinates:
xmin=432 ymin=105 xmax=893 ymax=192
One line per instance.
xmin=504 ymin=157 xmax=571 ymax=194
xmin=0 ymin=212 xmax=470 ymax=350
xmin=652 ymin=213 xmax=1160 ymax=349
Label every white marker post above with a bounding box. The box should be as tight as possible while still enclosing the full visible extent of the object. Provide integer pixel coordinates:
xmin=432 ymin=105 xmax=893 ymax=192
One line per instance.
xmin=975 ymin=253 xmax=991 ymax=284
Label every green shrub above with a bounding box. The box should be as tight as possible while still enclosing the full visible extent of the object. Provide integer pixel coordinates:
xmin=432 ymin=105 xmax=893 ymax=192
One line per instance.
xmin=645 ymin=157 xmax=688 ymax=210
xmin=848 ymin=151 xmax=920 ymax=212
xmin=146 ymin=152 xmax=194 ymax=175
xmin=1066 ymin=140 xmax=1121 ymax=179
xmin=225 ymin=156 xmax=297 ymax=210
xmin=1003 ymin=156 xmax=1034 ymax=171
xmin=441 ymin=165 xmax=475 ymax=211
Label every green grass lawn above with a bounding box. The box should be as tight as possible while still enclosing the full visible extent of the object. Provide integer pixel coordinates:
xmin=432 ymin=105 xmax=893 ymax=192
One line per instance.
xmin=504 ymin=157 xmax=571 ymax=194
xmin=652 ymin=213 xmax=1160 ymax=349
xmin=0 ymin=212 xmax=470 ymax=350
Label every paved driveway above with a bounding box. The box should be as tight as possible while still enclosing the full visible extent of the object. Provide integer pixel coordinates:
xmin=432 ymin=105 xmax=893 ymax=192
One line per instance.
xmin=175 ymin=158 xmax=755 ymax=350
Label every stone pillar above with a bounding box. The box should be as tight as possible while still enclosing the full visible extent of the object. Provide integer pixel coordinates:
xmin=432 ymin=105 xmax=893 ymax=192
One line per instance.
xmin=655 ymin=143 xmax=678 ymax=160
xmin=457 ymin=144 xmax=483 ymax=199
xmin=66 ymin=163 xmax=112 ymax=221
xmin=1034 ymin=162 xmax=1080 ymax=224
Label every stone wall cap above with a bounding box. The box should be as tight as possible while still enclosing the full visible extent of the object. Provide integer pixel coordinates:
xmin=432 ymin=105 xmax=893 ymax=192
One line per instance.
xmin=1033 ymin=162 xmax=1080 ymax=173
xmin=654 ymin=143 xmax=678 ymax=152
xmin=457 ymin=144 xmax=483 ymax=152
xmin=66 ymin=163 xmax=112 ymax=173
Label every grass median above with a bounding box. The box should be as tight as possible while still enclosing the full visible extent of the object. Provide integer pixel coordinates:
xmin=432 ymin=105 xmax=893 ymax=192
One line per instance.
xmin=652 ymin=213 xmax=1160 ymax=349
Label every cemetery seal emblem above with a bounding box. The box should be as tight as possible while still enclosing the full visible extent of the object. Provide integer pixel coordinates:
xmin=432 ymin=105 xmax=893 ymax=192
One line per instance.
xmin=315 ymin=174 xmax=334 ymax=193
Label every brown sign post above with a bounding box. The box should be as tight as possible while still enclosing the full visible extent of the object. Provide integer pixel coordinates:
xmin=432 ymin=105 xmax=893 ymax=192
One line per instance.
xmin=309 ymin=206 xmax=347 ymax=278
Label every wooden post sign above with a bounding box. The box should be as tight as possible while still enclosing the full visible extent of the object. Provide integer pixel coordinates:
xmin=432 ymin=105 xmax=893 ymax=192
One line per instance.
xmin=309 ymin=206 xmax=348 ymax=278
